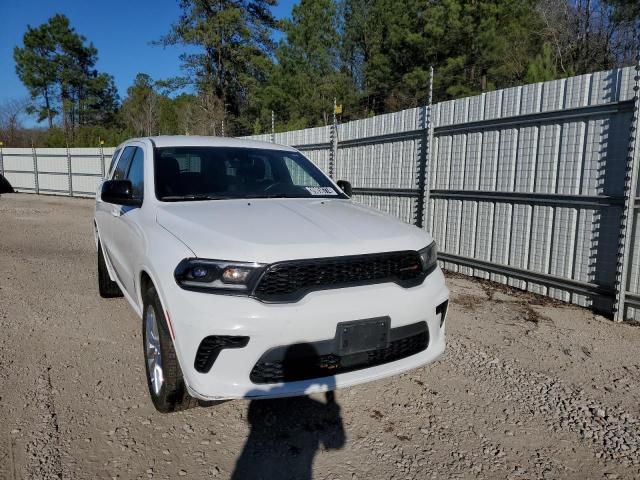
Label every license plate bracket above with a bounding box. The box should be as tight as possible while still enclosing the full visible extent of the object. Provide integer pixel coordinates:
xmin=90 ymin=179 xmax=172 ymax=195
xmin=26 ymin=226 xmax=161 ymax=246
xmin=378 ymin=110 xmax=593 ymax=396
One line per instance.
xmin=337 ymin=317 xmax=390 ymax=356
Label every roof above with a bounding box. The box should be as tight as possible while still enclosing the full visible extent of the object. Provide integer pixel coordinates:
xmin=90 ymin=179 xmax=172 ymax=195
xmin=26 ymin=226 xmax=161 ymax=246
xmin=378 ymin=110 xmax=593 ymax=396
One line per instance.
xmin=123 ymin=135 xmax=297 ymax=151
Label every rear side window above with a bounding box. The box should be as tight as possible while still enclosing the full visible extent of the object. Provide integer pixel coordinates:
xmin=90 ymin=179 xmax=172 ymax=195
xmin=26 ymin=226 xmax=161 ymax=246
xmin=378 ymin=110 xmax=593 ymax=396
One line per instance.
xmin=112 ymin=146 xmax=136 ymax=180
xmin=126 ymin=148 xmax=144 ymax=200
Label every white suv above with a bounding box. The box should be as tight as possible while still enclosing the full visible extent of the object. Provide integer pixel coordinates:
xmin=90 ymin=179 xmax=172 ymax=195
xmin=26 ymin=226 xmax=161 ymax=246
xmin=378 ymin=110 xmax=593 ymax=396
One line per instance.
xmin=94 ymin=136 xmax=449 ymax=412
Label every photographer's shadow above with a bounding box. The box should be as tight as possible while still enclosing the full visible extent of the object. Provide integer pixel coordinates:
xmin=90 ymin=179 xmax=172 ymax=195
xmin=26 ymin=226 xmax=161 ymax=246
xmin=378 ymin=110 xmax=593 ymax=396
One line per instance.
xmin=231 ymin=343 xmax=346 ymax=480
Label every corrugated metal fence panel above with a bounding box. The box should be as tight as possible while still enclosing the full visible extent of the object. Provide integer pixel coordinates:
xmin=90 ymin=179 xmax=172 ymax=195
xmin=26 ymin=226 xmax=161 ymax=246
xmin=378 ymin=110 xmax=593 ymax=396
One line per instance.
xmin=430 ymin=66 xmax=636 ymax=315
xmin=34 ymin=148 xmax=68 ymax=195
xmin=339 ymin=107 xmax=423 ymax=140
xmin=278 ymin=126 xmax=332 ymax=173
xmin=628 ymin=210 xmax=640 ymax=320
xmin=337 ymin=108 xmax=423 ymax=189
xmin=2 ymin=148 xmax=36 ymax=191
xmin=351 ymin=193 xmax=416 ymax=223
xmin=1 ymin=147 xmax=111 ymax=197
xmin=621 ymin=64 xmax=640 ymax=321
xmin=70 ymin=148 xmax=103 ymax=175
xmin=245 ymin=126 xmax=333 ymax=173
xmin=69 ymin=148 xmax=104 ymax=196
xmin=336 ymin=108 xmax=424 ymax=224
xmin=247 ymin=134 xmax=272 ymax=143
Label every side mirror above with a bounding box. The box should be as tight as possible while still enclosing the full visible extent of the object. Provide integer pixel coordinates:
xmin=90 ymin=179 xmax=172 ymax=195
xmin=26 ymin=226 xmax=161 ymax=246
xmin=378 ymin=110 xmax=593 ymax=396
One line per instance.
xmin=101 ymin=180 xmax=141 ymax=207
xmin=337 ymin=180 xmax=352 ymax=197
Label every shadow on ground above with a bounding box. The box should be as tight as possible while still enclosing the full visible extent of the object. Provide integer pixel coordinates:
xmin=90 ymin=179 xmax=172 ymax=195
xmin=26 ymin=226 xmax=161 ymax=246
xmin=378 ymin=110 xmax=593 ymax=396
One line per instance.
xmin=231 ymin=344 xmax=346 ymax=480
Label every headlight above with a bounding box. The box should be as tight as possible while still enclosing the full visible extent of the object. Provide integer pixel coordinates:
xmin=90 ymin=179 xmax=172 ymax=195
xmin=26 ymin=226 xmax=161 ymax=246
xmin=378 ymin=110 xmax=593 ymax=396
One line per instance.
xmin=419 ymin=242 xmax=438 ymax=275
xmin=174 ymin=258 xmax=266 ymax=293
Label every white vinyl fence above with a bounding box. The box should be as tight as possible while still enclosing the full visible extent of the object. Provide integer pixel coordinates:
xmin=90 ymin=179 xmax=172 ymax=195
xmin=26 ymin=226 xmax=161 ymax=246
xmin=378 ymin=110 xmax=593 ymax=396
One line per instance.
xmin=2 ymin=65 xmax=639 ymax=322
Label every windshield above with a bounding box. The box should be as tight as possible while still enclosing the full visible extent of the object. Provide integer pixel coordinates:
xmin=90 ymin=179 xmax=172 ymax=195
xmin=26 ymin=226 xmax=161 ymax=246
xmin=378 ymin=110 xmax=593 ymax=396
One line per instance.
xmin=154 ymin=146 xmax=344 ymax=201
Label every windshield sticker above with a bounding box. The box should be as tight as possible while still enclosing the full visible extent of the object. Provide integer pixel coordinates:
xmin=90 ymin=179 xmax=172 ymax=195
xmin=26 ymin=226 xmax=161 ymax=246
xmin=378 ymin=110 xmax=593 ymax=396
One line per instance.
xmin=305 ymin=186 xmax=338 ymax=196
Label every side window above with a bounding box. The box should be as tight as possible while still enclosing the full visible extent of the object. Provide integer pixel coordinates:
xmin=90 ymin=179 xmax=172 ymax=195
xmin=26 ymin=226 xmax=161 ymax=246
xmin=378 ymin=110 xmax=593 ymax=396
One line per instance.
xmin=112 ymin=146 xmax=135 ymax=180
xmin=107 ymin=149 xmax=121 ymax=178
xmin=126 ymin=147 xmax=144 ymax=200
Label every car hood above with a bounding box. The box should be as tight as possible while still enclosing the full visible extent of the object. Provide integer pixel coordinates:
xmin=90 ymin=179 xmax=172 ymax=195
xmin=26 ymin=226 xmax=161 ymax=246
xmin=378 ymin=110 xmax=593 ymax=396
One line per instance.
xmin=156 ymin=198 xmax=432 ymax=263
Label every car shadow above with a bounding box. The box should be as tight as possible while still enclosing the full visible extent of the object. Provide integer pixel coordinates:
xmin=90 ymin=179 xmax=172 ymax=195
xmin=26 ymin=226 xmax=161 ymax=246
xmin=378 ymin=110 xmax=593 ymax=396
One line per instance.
xmin=230 ymin=343 xmax=346 ymax=480
xmin=0 ymin=173 xmax=14 ymax=194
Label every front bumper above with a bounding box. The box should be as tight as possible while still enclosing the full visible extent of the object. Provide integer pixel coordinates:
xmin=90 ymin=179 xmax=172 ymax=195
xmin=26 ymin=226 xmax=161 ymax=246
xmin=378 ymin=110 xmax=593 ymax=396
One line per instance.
xmin=163 ymin=268 xmax=449 ymax=400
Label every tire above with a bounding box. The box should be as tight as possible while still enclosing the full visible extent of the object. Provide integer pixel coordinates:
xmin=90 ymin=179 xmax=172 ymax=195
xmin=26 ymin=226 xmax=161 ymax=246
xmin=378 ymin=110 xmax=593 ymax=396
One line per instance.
xmin=142 ymin=285 xmax=197 ymax=413
xmin=98 ymin=242 xmax=123 ymax=298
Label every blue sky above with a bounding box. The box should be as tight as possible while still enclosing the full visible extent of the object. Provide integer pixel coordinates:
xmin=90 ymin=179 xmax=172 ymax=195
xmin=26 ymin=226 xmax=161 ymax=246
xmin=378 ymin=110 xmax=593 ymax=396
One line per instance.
xmin=0 ymin=0 xmax=295 ymax=124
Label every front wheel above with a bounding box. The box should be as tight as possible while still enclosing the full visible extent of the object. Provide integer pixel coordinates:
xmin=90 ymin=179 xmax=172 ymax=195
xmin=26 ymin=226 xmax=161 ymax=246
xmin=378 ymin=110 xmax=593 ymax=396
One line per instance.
xmin=142 ymin=285 xmax=197 ymax=413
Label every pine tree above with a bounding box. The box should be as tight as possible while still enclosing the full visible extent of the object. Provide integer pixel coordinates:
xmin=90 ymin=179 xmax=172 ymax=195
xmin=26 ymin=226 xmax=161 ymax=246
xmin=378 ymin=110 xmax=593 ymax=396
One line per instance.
xmin=159 ymin=0 xmax=278 ymax=134
xmin=14 ymin=14 xmax=118 ymax=139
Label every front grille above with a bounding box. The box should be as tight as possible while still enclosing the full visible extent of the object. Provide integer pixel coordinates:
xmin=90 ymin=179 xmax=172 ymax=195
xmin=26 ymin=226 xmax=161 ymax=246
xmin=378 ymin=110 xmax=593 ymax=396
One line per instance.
xmin=253 ymin=251 xmax=425 ymax=302
xmin=250 ymin=330 xmax=428 ymax=384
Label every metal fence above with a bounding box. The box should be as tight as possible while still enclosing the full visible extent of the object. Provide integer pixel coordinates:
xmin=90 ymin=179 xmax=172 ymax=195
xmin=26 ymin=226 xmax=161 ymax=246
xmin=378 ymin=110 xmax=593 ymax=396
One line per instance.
xmin=0 ymin=146 xmax=114 ymax=197
xmin=245 ymin=65 xmax=640 ymax=322
xmin=1 ymin=65 xmax=639 ymax=321
xmin=428 ymin=68 xmax=639 ymax=322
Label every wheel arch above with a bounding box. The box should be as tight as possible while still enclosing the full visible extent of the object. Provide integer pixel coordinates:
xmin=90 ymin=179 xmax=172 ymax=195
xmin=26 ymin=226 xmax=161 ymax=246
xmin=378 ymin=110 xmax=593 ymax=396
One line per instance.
xmin=140 ymin=270 xmax=153 ymax=302
xmin=139 ymin=268 xmax=176 ymax=342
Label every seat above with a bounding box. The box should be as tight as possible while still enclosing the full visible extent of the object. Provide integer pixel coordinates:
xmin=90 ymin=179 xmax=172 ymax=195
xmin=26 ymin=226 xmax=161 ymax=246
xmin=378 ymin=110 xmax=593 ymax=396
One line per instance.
xmin=157 ymin=156 xmax=181 ymax=198
xmin=202 ymin=158 xmax=231 ymax=194
xmin=236 ymin=160 xmax=267 ymax=192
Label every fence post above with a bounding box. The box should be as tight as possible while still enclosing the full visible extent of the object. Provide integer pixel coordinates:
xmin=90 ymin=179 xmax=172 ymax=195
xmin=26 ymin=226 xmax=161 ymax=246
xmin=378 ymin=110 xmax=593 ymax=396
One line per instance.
xmin=67 ymin=144 xmax=73 ymax=196
xmin=0 ymin=143 xmax=4 ymax=177
xmin=271 ymin=110 xmax=275 ymax=143
xmin=99 ymin=141 xmax=105 ymax=179
xmin=415 ymin=66 xmax=434 ymax=229
xmin=32 ymin=145 xmax=39 ymax=194
xmin=329 ymin=98 xmax=337 ymax=179
xmin=614 ymin=56 xmax=640 ymax=322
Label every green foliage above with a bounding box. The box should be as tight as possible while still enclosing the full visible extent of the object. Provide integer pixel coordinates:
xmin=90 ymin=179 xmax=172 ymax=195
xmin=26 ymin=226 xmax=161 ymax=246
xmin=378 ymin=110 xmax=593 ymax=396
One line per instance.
xmin=44 ymin=127 xmax=67 ymax=147
xmin=13 ymin=14 xmax=119 ymax=141
xmin=246 ymin=0 xmax=354 ymax=131
xmin=607 ymin=0 xmax=640 ymax=24
xmin=341 ymin=0 xmax=544 ymax=111
xmin=13 ymin=17 xmax=61 ymax=127
xmin=43 ymin=125 xmax=128 ymax=148
xmin=525 ymin=43 xmax=559 ymax=83
xmin=159 ymin=0 xmax=278 ymax=134
xmin=120 ymin=73 xmax=160 ymax=136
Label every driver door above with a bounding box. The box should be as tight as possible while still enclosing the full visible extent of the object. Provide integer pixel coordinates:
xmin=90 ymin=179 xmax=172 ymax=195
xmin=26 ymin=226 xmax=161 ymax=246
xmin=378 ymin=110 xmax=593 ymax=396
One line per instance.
xmin=108 ymin=145 xmax=145 ymax=298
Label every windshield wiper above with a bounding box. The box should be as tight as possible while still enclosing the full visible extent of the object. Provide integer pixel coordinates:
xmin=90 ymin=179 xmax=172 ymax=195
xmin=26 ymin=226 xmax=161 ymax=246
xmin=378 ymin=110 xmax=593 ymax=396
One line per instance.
xmin=161 ymin=193 xmax=300 ymax=201
xmin=161 ymin=194 xmax=234 ymax=201
xmin=243 ymin=194 xmax=296 ymax=199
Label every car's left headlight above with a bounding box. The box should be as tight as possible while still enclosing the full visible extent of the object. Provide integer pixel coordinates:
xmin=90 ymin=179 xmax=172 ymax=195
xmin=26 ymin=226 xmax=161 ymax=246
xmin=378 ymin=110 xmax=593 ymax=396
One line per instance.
xmin=419 ymin=242 xmax=438 ymax=275
xmin=174 ymin=258 xmax=266 ymax=294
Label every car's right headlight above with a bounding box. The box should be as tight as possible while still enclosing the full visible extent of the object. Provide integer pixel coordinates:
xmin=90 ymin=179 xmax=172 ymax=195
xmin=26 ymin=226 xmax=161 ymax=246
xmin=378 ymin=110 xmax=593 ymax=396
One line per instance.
xmin=418 ymin=242 xmax=438 ymax=275
xmin=174 ymin=258 xmax=266 ymax=294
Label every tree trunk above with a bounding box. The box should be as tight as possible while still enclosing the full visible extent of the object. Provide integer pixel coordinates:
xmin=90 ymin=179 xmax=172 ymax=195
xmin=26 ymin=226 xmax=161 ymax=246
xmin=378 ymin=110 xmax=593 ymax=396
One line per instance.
xmin=44 ymin=89 xmax=53 ymax=129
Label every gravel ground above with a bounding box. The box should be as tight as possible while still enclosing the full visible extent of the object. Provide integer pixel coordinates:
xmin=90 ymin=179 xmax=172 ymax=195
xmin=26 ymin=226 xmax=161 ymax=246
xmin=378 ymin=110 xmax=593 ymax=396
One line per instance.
xmin=2 ymin=193 xmax=640 ymax=479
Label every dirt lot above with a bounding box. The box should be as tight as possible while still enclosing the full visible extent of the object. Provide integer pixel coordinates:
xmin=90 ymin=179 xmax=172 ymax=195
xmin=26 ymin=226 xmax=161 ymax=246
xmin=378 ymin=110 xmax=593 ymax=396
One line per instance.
xmin=2 ymin=193 xmax=640 ymax=480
